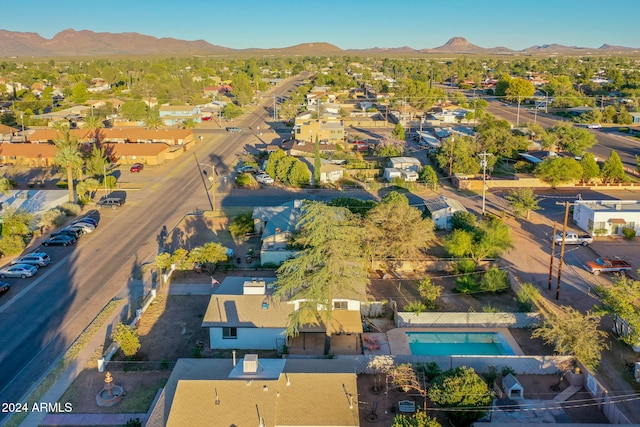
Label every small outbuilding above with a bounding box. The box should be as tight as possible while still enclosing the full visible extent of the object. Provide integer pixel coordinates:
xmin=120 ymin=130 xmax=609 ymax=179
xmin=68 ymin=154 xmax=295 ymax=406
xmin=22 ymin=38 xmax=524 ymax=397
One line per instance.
xmin=502 ymin=373 xmax=524 ymax=400
xmin=423 ymin=196 xmax=468 ymax=230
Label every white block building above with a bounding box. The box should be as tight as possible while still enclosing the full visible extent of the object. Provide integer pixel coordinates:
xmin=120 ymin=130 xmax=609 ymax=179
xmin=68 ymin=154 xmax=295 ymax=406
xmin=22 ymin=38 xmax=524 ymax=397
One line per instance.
xmin=572 ymin=200 xmax=640 ymax=236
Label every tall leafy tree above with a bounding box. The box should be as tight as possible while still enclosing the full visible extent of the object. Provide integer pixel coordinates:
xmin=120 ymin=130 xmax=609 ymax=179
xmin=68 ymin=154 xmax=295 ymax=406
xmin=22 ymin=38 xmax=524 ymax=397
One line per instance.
xmin=548 ymin=123 xmax=596 ymax=156
xmin=596 ymin=275 xmax=640 ymax=347
xmin=429 ymin=367 xmax=492 ymax=426
xmin=54 ymin=129 xmax=84 ymax=203
xmin=231 ymin=72 xmax=253 ymax=106
xmin=601 ymin=151 xmax=626 ymax=183
xmin=364 ymin=191 xmax=435 ymax=261
xmin=505 ymin=77 xmax=535 ymax=126
xmin=82 ymin=114 xmax=104 ymax=130
xmin=275 ymin=202 xmax=368 ymax=336
xmin=535 ymin=157 xmax=583 ymax=188
xmin=120 ymin=100 xmax=148 ymax=121
xmin=418 ymin=165 xmax=438 ymax=190
xmin=144 ymin=108 xmax=165 ymax=129
xmin=392 ymin=122 xmax=405 ymax=141
xmin=84 ymin=145 xmax=109 ymax=179
xmin=444 ymin=217 xmax=512 ymax=266
xmin=580 ymin=153 xmax=600 ymax=183
xmin=532 ymin=307 xmax=607 ymax=371
xmin=505 ymin=188 xmax=541 ymax=220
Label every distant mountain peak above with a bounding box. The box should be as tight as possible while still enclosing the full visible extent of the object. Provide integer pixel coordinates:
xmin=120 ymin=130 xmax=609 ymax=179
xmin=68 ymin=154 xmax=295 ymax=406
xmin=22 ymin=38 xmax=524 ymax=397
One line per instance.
xmin=432 ymin=36 xmax=483 ymax=52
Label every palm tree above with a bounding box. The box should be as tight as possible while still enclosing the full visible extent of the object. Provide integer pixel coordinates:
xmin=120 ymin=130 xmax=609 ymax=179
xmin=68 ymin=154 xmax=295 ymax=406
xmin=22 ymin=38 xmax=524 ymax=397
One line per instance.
xmin=82 ymin=114 xmax=104 ymax=130
xmin=144 ymin=109 xmax=165 ymax=129
xmin=54 ymin=129 xmax=84 ymax=203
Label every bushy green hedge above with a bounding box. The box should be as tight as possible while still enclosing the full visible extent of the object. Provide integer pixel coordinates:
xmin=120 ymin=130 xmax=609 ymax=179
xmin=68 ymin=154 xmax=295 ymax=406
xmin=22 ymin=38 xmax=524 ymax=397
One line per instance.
xmin=60 ymin=202 xmax=81 ymax=216
xmin=622 ymin=227 xmax=636 ymax=240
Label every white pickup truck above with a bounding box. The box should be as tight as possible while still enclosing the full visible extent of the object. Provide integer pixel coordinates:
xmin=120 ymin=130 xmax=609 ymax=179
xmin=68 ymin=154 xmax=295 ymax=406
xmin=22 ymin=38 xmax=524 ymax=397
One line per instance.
xmin=553 ymin=232 xmax=594 ymax=246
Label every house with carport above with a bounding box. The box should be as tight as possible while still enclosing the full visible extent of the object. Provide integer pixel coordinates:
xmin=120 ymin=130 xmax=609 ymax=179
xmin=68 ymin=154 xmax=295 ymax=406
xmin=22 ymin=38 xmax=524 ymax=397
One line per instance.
xmin=572 ymin=199 xmax=640 ymax=236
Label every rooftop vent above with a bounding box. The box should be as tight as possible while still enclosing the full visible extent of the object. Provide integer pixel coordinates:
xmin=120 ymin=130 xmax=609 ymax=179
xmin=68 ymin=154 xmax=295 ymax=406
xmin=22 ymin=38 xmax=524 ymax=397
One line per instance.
xmin=244 ymin=354 xmax=259 ymax=373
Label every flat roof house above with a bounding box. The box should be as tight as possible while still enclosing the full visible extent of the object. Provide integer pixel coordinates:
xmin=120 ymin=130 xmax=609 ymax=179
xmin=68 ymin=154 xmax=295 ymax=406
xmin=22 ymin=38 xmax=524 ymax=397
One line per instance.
xmin=573 ymin=199 xmax=640 ymax=236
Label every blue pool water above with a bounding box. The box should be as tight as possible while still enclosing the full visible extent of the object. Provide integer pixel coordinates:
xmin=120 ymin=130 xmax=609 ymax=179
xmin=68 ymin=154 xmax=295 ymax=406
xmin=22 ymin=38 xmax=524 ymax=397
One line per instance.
xmin=406 ymin=331 xmax=516 ymax=356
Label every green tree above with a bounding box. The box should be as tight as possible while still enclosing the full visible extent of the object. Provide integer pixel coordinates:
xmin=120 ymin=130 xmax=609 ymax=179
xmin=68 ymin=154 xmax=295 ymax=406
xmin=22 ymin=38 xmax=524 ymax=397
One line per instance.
xmin=0 ymin=208 xmax=33 ymax=238
xmin=601 ymin=151 xmax=626 ymax=183
xmin=392 ymin=412 xmax=441 ymax=427
xmin=188 ymin=242 xmax=229 ymax=270
xmin=535 ymin=157 xmax=583 ymax=188
xmin=82 ymin=114 xmax=104 ymax=130
xmin=288 ymin=159 xmax=310 ymax=186
xmin=274 ymin=202 xmax=368 ymax=336
xmin=429 ymin=367 xmax=492 ymax=426
xmin=505 ymin=77 xmax=535 ymax=126
xmin=416 ymin=277 xmax=442 ymax=309
xmin=327 ymin=197 xmax=377 ymax=217
xmin=444 ymin=217 xmax=512 ymax=266
xmin=229 ymin=212 xmax=254 ymax=238
xmin=418 ymin=165 xmax=438 ymax=190
xmin=392 ymin=122 xmax=406 ymax=141
xmin=580 ymin=153 xmax=600 ymax=183
xmin=617 ymin=106 xmax=633 ymax=125
xmin=602 ymin=105 xmax=617 ymax=123
xmin=120 ymin=100 xmax=148 ymax=121
xmin=364 ymin=191 xmax=435 ymax=261
xmin=0 ymin=177 xmax=13 ymax=195
xmin=265 ymin=150 xmax=287 ymax=179
xmin=479 ymin=266 xmax=509 ymax=293
xmin=532 ymin=307 xmax=607 ymax=371
xmin=548 ymin=123 xmax=596 ymax=156
xmin=144 ymin=109 xmax=165 ymax=129
xmin=84 ymin=145 xmax=109 ymax=179
xmin=54 ymin=129 xmax=84 ymax=203
xmin=596 ymin=275 xmax=640 ymax=347
xmin=435 ymin=136 xmax=480 ymax=175
xmin=111 ymin=323 xmax=141 ymax=358
xmin=222 ymin=102 xmax=243 ymax=120
xmin=505 ymin=188 xmax=540 ymax=220
xmin=72 ymin=82 xmax=89 ymax=104
xmin=231 ymin=72 xmax=253 ymax=105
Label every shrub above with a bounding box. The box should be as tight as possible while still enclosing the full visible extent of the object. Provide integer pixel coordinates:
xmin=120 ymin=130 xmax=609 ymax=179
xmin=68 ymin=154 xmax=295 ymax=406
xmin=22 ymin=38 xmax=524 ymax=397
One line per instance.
xmin=38 ymin=208 xmax=67 ymax=230
xmin=235 ymin=173 xmax=253 ymax=187
xmin=501 ymin=366 xmax=517 ymax=377
xmin=483 ymin=366 xmax=498 ymax=387
xmin=622 ymin=227 xmax=636 ymax=240
xmin=111 ymin=323 xmax=141 ymax=358
xmin=429 ymin=367 xmax=492 ymax=426
xmin=417 ymin=277 xmax=442 ymax=309
xmin=454 ymin=275 xmax=479 ymax=294
xmin=516 ymin=282 xmax=539 ymax=312
xmin=454 ymin=259 xmax=476 ymax=274
xmin=480 ymin=267 xmax=509 ymax=293
xmin=56 ymin=180 xmax=68 ymax=189
xmin=405 ymin=301 xmax=427 ymax=314
xmin=59 ymin=202 xmax=81 ymax=216
xmin=417 ymin=361 xmax=441 ymax=382
xmin=0 ymin=235 xmax=27 ymax=256
xmin=229 ymin=212 xmax=254 ymax=238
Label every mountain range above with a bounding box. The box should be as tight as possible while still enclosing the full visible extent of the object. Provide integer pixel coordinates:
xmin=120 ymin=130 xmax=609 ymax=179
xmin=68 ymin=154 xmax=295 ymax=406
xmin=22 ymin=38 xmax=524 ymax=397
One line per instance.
xmin=0 ymin=29 xmax=638 ymax=57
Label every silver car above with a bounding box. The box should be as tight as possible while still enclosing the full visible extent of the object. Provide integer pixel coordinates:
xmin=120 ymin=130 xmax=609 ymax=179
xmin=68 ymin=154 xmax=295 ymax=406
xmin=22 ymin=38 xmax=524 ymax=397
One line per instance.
xmin=11 ymin=252 xmax=51 ymax=267
xmin=0 ymin=263 xmax=38 ymax=278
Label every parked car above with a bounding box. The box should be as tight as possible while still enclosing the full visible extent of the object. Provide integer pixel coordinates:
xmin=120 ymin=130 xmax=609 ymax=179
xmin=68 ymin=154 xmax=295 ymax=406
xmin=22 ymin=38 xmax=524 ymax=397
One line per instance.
xmin=552 ymin=232 xmax=593 ymax=246
xmin=97 ymin=197 xmax=125 ymax=209
xmin=11 ymin=252 xmax=51 ymax=267
xmin=52 ymin=227 xmax=82 ymax=239
xmin=0 ymin=264 xmax=38 ymax=278
xmin=0 ymin=281 xmax=10 ymax=295
xmin=237 ymin=165 xmax=258 ymax=174
xmin=226 ymin=127 xmax=242 ymax=133
xmin=73 ymin=217 xmax=98 ymax=227
xmin=584 ymin=257 xmax=632 ymax=275
xmin=43 ymin=234 xmax=76 ymax=247
xmin=68 ymin=222 xmax=95 ymax=234
xmin=130 ymin=163 xmax=144 ymax=173
xmin=255 ymin=174 xmax=274 ymax=184
xmin=587 ymin=123 xmax=602 ymax=129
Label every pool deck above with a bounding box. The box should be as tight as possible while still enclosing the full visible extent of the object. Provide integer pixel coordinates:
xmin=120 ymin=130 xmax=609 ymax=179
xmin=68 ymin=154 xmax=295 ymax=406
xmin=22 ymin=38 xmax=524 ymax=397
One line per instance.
xmin=386 ymin=327 xmax=525 ymax=356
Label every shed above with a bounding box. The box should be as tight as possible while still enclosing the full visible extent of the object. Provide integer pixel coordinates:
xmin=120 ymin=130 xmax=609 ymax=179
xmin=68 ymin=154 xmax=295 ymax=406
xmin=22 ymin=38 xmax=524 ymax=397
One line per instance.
xmin=502 ymin=373 xmax=524 ymax=399
xmin=423 ymin=196 xmax=468 ymax=230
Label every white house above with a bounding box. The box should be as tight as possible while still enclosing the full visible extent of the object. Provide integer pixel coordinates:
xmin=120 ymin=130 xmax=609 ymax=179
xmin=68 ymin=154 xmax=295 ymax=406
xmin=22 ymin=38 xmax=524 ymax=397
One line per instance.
xmin=573 ymin=200 xmax=640 ymax=236
xmin=384 ymin=157 xmax=421 ymax=182
xmin=299 ymin=157 xmax=345 ymax=184
xmin=202 ymin=277 xmax=363 ymax=353
xmin=424 ymin=196 xmax=468 ymax=230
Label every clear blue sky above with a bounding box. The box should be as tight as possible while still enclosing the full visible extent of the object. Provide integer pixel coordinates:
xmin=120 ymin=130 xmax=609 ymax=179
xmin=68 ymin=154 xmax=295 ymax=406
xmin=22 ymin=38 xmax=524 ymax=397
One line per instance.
xmin=3 ymin=0 xmax=638 ymax=50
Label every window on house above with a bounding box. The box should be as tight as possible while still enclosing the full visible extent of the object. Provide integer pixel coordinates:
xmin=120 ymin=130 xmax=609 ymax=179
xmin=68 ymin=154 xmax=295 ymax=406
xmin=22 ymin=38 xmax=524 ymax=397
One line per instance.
xmin=333 ymin=301 xmax=348 ymax=310
xmin=222 ymin=327 xmax=237 ymax=339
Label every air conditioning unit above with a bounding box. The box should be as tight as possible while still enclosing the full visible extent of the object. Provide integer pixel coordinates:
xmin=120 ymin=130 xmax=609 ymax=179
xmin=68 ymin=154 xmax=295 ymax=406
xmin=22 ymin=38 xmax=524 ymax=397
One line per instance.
xmin=243 ymin=354 xmax=259 ymax=373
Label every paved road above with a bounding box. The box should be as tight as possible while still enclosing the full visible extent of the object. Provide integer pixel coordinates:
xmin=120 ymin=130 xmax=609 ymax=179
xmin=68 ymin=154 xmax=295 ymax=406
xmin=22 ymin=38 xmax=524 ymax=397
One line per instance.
xmin=0 ymin=75 xmax=306 ymax=422
xmin=485 ymin=100 xmax=640 ymax=170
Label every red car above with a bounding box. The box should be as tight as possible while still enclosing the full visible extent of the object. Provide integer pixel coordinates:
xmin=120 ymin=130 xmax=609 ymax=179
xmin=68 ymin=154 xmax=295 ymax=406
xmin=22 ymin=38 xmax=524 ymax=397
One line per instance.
xmin=130 ymin=163 xmax=144 ymax=173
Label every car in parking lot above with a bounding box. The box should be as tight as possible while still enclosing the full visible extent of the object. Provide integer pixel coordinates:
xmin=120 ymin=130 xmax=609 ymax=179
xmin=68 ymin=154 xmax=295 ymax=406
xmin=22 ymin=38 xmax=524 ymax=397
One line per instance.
xmin=0 ymin=281 xmax=10 ymax=295
xmin=43 ymin=234 xmax=76 ymax=247
xmin=255 ymin=174 xmax=274 ymax=184
xmin=68 ymin=222 xmax=95 ymax=234
xmin=226 ymin=126 xmax=242 ymax=133
xmin=11 ymin=252 xmax=51 ymax=267
xmin=97 ymin=197 xmax=125 ymax=209
xmin=130 ymin=163 xmax=144 ymax=173
xmin=51 ymin=227 xmax=82 ymax=239
xmin=0 ymin=263 xmax=38 ymax=278
xmin=73 ymin=217 xmax=98 ymax=228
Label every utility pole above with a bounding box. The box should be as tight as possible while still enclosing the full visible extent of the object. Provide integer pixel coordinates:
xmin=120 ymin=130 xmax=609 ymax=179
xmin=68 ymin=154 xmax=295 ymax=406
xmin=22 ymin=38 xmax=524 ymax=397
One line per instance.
xmin=478 ymin=152 xmax=491 ymax=215
xmin=555 ymin=202 xmax=575 ymax=300
xmin=548 ymin=222 xmax=557 ymax=290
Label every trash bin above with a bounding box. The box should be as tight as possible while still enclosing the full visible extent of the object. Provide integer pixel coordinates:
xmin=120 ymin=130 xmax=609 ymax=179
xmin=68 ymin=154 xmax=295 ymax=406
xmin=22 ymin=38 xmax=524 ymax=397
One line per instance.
xmin=237 ymin=257 xmax=242 ymax=264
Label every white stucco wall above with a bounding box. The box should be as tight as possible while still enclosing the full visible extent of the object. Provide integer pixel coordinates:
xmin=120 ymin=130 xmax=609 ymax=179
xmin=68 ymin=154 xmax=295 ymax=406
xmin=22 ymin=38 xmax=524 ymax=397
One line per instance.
xmin=209 ymin=327 xmax=287 ymax=350
xmin=573 ymin=201 xmax=640 ymax=236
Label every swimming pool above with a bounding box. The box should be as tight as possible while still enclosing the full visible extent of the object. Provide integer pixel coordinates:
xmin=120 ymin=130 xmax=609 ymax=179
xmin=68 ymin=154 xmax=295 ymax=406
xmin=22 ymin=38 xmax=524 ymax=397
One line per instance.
xmin=406 ymin=331 xmax=516 ymax=356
